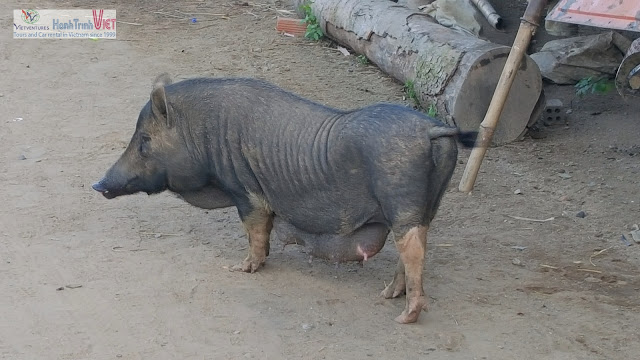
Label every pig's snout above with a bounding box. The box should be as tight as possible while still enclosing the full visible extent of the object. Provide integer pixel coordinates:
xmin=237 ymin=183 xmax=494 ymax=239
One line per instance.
xmin=91 ymin=180 xmax=106 ymax=192
xmin=92 ymin=179 xmax=117 ymax=199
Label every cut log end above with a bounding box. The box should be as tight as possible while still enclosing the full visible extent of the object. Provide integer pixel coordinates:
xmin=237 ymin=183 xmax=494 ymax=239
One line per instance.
xmin=449 ymin=48 xmax=542 ymax=146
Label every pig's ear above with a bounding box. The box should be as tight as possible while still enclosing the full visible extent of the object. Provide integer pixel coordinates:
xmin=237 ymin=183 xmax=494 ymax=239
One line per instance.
xmin=150 ymin=84 xmax=174 ymax=128
xmin=152 ymin=73 xmax=172 ymax=88
xmin=150 ymin=73 xmax=173 ymax=127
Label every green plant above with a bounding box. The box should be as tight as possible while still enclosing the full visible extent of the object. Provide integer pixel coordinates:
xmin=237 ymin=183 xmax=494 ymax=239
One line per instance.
xmin=403 ymin=80 xmax=439 ymax=117
xmin=357 ymin=54 xmax=368 ymax=65
xmin=404 ymin=80 xmax=419 ymax=106
xmin=300 ymin=1 xmax=323 ymax=41
xmin=427 ymin=103 xmax=438 ymax=118
xmin=575 ymin=76 xmax=615 ymax=98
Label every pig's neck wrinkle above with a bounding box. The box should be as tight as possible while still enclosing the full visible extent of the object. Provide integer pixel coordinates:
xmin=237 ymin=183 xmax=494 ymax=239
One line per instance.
xmin=176 ymin=116 xmax=209 ymax=169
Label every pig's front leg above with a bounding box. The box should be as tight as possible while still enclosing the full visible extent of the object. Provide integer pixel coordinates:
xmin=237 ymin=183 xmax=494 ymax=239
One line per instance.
xmin=232 ymin=195 xmax=273 ymax=273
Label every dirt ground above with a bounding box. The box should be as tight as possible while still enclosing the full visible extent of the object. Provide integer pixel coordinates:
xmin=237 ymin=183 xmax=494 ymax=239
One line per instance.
xmin=2 ymin=0 xmax=639 ymax=359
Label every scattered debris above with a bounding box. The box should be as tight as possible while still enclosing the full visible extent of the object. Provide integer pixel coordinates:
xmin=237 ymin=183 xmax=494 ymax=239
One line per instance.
xmin=576 ymin=210 xmax=587 ymax=218
xmin=540 ymin=264 xmax=558 ymax=270
xmin=153 ymin=11 xmax=186 ymax=19
xmin=276 ymin=17 xmax=307 ymax=37
xmin=547 ymin=0 xmax=640 ymax=33
xmin=18 ymin=154 xmax=26 ymax=160
xmin=112 ymin=246 xmax=148 ymax=252
xmin=154 ymin=10 xmax=230 ymax=22
xmin=11 ymin=117 xmax=23 ymax=122
xmin=630 ymin=224 xmax=640 ymax=243
xmin=545 ymin=17 xmax=578 ymax=37
xmin=117 ymin=21 xmax=143 ymax=26
xmin=420 ymin=0 xmax=482 ymax=37
xmin=584 ymin=276 xmax=601 ymax=283
xmin=176 ymin=10 xmax=228 ymax=17
xmin=531 ymin=31 xmax=631 ymax=85
xmin=543 ymin=99 xmax=566 ymax=126
xmin=507 ymin=215 xmax=555 ymax=222
xmin=616 ymin=37 xmax=640 ymax=97
xmin=56 ymin=286 xmax=64 ymax=291
xmin=511 ymin=246 xmax=527 ymax=251
xmin=589 ymin=248 xmax=609 ymax=266
xmin=609 ymin=144 xmax=640 ymax=157
xmin=435 ymin=243 xmax=454 ymax=247
xmin=578 ymin=269 xmax=602 ymax=274
xmin=512 ymin=258 xmax=523 ymax=266
xmin=514 ymin=189 xmax=522 ymax=195
xmin=558 ymin=173 xmax=572 ymax=179
xmin=139 ymin=231 xmax=181 ymax=237
xmin=336 ymin=46 xmax=350 ymax=56
xmin=470 ymin=0 xmax=502 ymax=30
xmin=620 ymin=234 xmax=632 ymax=246
xmin=233 ymin=330 xmax=241 ymax=335
xmin=65 ymin=284 xmax=83 ymax=289
xmin=301 ymin=323 xmax=314 ymax=331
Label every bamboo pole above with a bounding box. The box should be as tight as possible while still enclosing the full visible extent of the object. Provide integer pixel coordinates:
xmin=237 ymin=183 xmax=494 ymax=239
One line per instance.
xmin=458 ymin=0 xmax=548 ymax=193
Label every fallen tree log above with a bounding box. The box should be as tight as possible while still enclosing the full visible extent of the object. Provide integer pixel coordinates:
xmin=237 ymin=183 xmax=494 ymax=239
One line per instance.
xmin=291 ymin=0 xmax=543 ymax=145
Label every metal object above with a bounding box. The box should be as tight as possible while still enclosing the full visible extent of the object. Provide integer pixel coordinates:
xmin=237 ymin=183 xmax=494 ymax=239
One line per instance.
xmin=546 ymin=0 xmax=640 ymax=33
xmin=629 ymin=64 xmax=640 ymax=90
xmin=615 ymin=37 xmax=640 ymax=97
xmin=470 ymin=0 xmax=503 ymax=30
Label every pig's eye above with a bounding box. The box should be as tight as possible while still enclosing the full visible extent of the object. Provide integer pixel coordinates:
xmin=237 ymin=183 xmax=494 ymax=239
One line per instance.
xmin=139 ymin=134 xmax=151 ymax=156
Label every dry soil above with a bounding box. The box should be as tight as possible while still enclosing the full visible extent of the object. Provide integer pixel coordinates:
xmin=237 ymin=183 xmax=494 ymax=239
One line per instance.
xmin=1 ymin=1 xmax=639 ymax=359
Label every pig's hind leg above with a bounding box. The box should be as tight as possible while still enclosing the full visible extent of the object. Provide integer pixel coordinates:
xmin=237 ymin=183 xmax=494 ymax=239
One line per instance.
xmin=391 ymin=225 xmax=429 ymax=324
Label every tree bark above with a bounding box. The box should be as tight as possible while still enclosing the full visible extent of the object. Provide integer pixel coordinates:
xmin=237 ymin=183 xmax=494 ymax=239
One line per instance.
xmin=291 ymin=0 xmax=543 ymax=145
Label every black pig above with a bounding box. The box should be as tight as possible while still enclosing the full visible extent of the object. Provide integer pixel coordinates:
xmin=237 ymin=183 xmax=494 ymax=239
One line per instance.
xmin=93 ymin=74 xmax=476 ymax=324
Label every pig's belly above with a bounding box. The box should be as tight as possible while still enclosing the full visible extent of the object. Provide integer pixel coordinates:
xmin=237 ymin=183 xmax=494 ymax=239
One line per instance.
xmin=273 ymin=216 xmax=389 ymax=262
xmin=268 ymin=190 xmax=383 ymax=236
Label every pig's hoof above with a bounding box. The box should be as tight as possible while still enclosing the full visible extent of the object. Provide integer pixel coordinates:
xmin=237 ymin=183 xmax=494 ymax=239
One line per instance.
xmin=381 ymin=279 xmax=406 ymax=299
xmin=394 ymin=311 xmax=419 ymax=324
xmin=231 ymin=258 xmax=264 ymax=273
xmin=394 ymin=296 xmax=428 ymax=324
